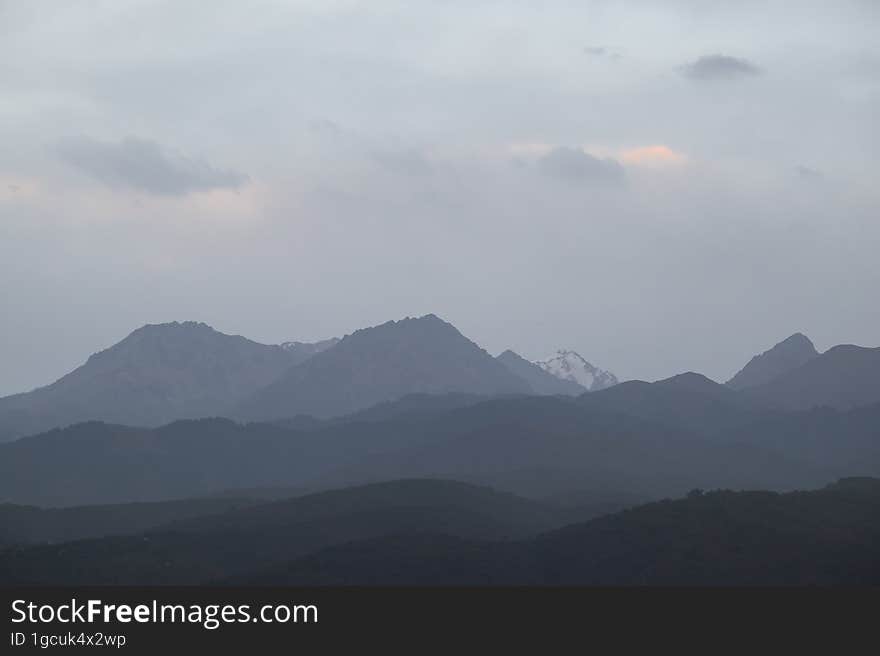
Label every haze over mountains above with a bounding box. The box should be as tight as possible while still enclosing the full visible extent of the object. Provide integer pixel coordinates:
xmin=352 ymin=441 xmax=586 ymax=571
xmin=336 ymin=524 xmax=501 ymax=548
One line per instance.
xmin=4 ymin=0 xmax=877 ymax=593
xmin=239 ymin=478 xmax=880 ymax=586
xmin=0 ymin=322 xmax=319 ymax=441
xmin=2 ymin=372 xmax=879 ymax=507
xmin=2 ymin=477 xmax=877 ymax=585
xmin=1 ymin=316 xmax=878 ymax=586
xmin=0 ymin=314 xmax=618 ymax=441
xmin=235 ymin=315 xmax=531 ymax=421
xmin=2 ymin=316 xmax=877 ymax=446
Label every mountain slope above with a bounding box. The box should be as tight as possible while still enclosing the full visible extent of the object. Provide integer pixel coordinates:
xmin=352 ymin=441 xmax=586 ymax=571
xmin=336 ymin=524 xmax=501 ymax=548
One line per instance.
xmin=0 ymin=497 xmax=257 ymax=547
xmin=236 ymin=315 xmax=530 ymax=421
xmin=0 ymin=480 xmax=570 ymax=585
xmin=742 ymin=344 xmax=880 ymax=411
xmin=0 ymin=419 xmax=302 ymax=506
xmin=581 ymin=372 xmax=775 ymax=437
xmin=726 ymin=333 xmax=819 ymax=390
xmin=534 ymin=350 xmax=617 ymax=391
xmin=0 ymin=322 xmax=316 ymax=441
xmin=496 ymin=350 xmax=585 ymax=395
xmin=719 ymin=402 xmax=880 ymax=474
xmin=7 ymin=478 xmax=876 ymax=585
xmin=305 ymin=393 xmax=830 ymax=499
xmin=237 ymin=478 xmax=880 ymax=586
xmin=534 ymin=477 xmax=880 ymax=585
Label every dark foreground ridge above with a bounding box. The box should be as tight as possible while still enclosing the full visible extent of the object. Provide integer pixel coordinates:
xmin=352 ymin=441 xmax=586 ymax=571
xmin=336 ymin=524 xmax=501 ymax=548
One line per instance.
xmin=235 ymin=477 xmax=880 ymax=586
xmin=0 ymin=478 xmax=877 ymax=586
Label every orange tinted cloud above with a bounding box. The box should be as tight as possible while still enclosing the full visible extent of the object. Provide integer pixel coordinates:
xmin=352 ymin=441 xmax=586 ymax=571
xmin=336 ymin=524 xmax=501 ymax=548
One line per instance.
xmin=620 ymin=145 xmax=687 ymax=167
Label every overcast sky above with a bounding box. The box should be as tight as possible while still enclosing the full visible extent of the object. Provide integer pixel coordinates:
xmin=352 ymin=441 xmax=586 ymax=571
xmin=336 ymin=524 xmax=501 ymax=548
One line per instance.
xmin=1 ymin=0 xmax=878 ymax=395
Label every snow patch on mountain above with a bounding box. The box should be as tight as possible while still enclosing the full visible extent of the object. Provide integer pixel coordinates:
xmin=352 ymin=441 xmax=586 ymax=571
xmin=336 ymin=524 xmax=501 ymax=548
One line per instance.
xmin=279 ymin=337 xmax=340 ymax=354
xmin=534 ymin=350 xmax=618 ymax=392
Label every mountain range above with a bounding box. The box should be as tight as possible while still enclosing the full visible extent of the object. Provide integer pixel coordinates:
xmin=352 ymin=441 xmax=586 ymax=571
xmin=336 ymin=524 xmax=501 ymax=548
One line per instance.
xmin=12 ymin=314 xmax=876 ymax=445
xmin=1 ymin=316 xmax=878 ymax=587
xmin=17 ymin=315 xmax=878 ymax=447
xmin=239 ymin=477 xmax=880 ymax=586
xmin=235 ymin=315 xmax=531 ymax=421
xmin=2 ymin=477 xmax=877 ymax=586
xmin=0 ymin=314 xmax=618 ymax=441
xmin=0 ymin=322 xmax=334 ymax=441
xmin=3 ymin=378 xmax=878 ymax=507
xmin=0 ymin=317 xmax=877 ymax=499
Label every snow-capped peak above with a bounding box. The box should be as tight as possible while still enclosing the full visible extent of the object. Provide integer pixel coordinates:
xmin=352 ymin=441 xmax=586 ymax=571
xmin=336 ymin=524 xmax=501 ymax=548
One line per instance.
xmin=279 ymin=337 xmax=340 ymax=353
xmin=280 ymin=341 xmax=309 ymax=352
xmin=533 ymin=350 xmax=618 ymax=392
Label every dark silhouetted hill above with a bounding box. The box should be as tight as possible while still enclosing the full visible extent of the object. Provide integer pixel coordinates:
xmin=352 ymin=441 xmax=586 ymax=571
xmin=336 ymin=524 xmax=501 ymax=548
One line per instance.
xmin=0 ymin=480 xmax=570 ymax=585
xmin=238 ymin=478 xmax=880 ymax=586
xmin=0 ymin=497 xmax=257 ymax=547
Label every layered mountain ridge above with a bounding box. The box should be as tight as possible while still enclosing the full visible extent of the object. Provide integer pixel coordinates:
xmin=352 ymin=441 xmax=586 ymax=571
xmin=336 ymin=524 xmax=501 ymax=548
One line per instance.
xmin=1 ymin=314 xmax=620 ymax=441
xmin=2 ymin=320 xmax=879 ymax=448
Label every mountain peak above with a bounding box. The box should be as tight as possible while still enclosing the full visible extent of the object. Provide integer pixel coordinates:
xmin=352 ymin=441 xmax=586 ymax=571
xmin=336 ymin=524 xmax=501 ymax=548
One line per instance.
xmin=496 ymin=350 xmax=585 ymax=396
xmin=237 ymin=315 xmax=530 ymax=421
xmin=778 ymin=332 xmax=815 ymax=349
xmin=742 ymin=343 xmax=880 ymax=411
xmin=533 ymin=350 xmax=618 ymax=392
xmin=656 ymin=372 xmax=725 ymax=395
xmin=346 ymin=314 xmax=457 ymax=338
xmin=133 ymin=320 xmax=216 ymax=334
xmin=0 ymin=322 xmax=313 ymax=441
xmin=726 ymin=333 xmax=819 ymax=390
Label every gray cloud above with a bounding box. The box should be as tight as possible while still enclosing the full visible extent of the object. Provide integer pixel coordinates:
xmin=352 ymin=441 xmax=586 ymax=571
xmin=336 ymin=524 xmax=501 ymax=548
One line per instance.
xmin=796 ymin=165 xmax=823 ymax=180
xmin=372 ymin=148 xmax=433 ymax=176
xmin=308 ymin=119 xmax=346 ymax=139
xmin=56 ymin=136 xmax=248 ymax=196
xmin=681 ymin=54 xmax=762 ymax=81
xmin=1 ymin=1 xmax=877 ymax=395
xmin=584 ymin=46 xmax=622 ymax=60
xmin=538 ymin=147 xmax=625 ymax=185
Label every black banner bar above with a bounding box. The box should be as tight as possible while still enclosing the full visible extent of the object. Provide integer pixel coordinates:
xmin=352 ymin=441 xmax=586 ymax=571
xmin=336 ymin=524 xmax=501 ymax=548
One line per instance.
xmin=2 ymin=587 xmax=876 ymax=652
